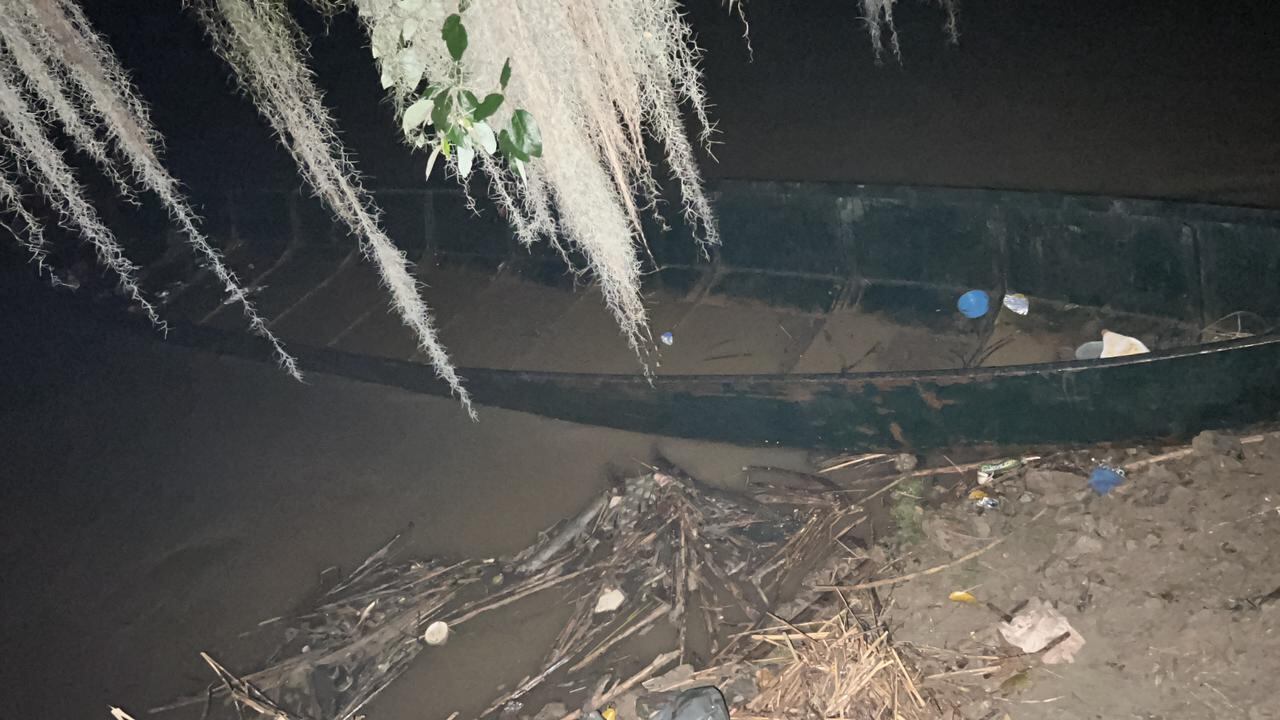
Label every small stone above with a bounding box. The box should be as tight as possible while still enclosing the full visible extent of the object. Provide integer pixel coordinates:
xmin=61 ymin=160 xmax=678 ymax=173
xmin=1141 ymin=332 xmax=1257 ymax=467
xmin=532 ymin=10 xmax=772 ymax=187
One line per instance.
xmin=531 ymin=703 xmax=567 ymax=720
xmin=1144 ymin=482 xmax=1172 ymax=506
xmin=1167 ymin=484 xmax=1195 ymax=508
xmin=1069 ymin=535 xmax=1105 ymax=556
xmin=1143 ymin=596 xmax=1165 ymax=611
xmin=1077 ymin=514 xmax=1098 ymax=535
xmin=894 ymin=453 xmax=919 ymax=472
xmin=1192 ymin=430 xmax=1242 ymax=457
xmin=642 ymin=663 xmax=696 ymax=692
xmin=1125 ymin=539 xmax=1139 ymax=551
xmin=1025 ymin=470 xmax=1084 ymax=495
xmin=1041 ymin=492 xmax=1073 ymax=507
xmin=1144 ymin=532 xmax=1161 ymax=548
xmin=1097 ymin=517 xmax=1119 ymax=538
xmin=1019 ymin=492 xmax=1035 ymax=503
xmin=1192 ymin=430 xmax=1223 ymax=454
xmin=971 ymin=516 xmax=992 ymax=538
xmin=1215 ymin=455 xmax=1245 ymax=473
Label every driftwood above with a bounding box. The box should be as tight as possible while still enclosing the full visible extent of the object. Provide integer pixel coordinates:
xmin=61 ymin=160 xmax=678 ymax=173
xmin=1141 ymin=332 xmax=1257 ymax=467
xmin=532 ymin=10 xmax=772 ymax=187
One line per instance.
xmin=516 ymin=493 xmax=610 ymax=575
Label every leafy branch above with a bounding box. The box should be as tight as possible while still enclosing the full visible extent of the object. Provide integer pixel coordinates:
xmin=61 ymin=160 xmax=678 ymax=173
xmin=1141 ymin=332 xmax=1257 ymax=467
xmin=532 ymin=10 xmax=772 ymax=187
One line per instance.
xmin=399 ymin=11 xmax=542 ymax=182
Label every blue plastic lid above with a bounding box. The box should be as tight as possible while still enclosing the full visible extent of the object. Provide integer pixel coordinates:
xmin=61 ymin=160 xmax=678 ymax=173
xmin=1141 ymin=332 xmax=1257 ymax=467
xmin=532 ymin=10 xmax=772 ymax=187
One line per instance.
xmin=957 ymin=290 xmax=990 ymax=319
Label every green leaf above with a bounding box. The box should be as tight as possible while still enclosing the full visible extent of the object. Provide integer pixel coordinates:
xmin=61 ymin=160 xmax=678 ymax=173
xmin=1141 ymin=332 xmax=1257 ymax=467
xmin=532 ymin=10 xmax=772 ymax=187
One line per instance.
xmin=431 ymin=92 xmax=453 ymax=132
xmin=456 ymin=145 xmax=475 ymax=177
xmin=498 ymin=128 xmax=529 ymax=162
xmin=499 ymin=58 xmax=512 ymax=89
xmin=445 ymin=125 xmax=466 ymax=149
xmin=511 ymin=109 xmax=542 ymax=158
xmin=442 ymin=14 xmax=467 ymax=62
xmin=512 ymin=157 xmax=527 ymax=183
xmin=459 ymin=90 xmax=479 ymax=113
xmin=472 ymin=93 xmax=503 ymax=122
xmin=401 ymin=97 xmax=432 ymax=134
xmin=459 ymin=0 xmax=472 ymax=11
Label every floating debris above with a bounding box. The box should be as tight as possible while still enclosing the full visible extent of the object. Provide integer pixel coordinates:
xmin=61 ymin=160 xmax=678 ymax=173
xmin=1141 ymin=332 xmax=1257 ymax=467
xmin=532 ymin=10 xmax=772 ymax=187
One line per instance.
xmin=422 ymin=620 xmax=450 ymax=646
xmin=593 ymin=587 xmax=626 ymax=614
xmin=1002 ymin=292 xmax=1030 ymax=315
xmin=977 ymin=458 xmax=1023 ymax=485
xmin=957 ymin=289 xmax=990 ymax=319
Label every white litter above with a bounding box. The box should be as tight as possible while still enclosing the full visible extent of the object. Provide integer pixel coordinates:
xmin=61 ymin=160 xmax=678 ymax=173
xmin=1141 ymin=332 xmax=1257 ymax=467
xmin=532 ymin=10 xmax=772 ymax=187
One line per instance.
xmin=1100 ymin=330 xmax=1150 ymax=358
xmin=998 ymin=597 xmax=1085 ymax=664
xmin=422 ymin=620 xmax=450 ymax=646
xmin=593 ymin=587 xmax=626 ymax=614
xmin=1002 ymin=292 xmax=1030 ymax=315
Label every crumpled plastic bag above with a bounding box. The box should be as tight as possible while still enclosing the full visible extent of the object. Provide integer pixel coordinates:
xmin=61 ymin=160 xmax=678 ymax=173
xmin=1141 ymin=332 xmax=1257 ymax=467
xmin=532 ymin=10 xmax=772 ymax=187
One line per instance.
xmin=652 ymin=687 xmax=729 ymax=720
xmin=1100 ymin=330 xmax=1149 ymax=358
xmin=997 ymin=598 xmax=1085 ymax=664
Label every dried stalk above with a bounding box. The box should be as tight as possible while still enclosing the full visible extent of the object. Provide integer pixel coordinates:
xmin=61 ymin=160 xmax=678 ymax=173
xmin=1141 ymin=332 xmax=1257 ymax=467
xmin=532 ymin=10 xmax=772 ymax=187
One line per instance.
xmin=558 ymin=650 xmax=680 ymax=720
xmin=814 ymin=536 xmax=1006 ymax=593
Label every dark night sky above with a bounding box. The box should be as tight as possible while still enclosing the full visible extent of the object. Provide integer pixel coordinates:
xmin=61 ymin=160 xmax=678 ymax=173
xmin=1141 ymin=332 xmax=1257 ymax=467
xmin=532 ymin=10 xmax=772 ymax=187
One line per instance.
xmin=74 ymin=1 xmax=1280 ymax=207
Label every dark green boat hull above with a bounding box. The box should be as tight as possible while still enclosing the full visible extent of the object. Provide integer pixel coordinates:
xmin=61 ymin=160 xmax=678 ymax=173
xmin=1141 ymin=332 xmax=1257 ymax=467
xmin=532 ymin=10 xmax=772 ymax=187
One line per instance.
xmin=179 ymin=325 xmax=1280 ymax=451
xmin=30 ymin=178 xmax=1280 ymax=451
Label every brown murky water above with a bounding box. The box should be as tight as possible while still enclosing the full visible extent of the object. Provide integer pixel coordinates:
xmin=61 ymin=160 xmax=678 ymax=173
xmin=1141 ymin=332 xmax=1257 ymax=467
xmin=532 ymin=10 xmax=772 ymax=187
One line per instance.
xmin=0 ymin=302 xmax=815 ymax=719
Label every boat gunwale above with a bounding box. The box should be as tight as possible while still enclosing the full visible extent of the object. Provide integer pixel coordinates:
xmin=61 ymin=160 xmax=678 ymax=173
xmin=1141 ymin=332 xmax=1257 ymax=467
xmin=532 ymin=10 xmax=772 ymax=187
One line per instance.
xmin=458 ymin=333 xmax=1280 ymax=386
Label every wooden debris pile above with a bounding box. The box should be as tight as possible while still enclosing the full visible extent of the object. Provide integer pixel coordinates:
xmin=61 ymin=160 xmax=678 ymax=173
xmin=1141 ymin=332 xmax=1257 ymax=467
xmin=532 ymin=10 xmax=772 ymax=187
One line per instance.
xmin=159 ymin=466 xmax=864 ymax=720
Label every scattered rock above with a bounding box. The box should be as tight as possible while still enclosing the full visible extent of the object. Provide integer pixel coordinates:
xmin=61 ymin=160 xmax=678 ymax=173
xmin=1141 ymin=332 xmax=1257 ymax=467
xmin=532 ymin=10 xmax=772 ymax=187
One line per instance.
xmin=1043 ymin=559 xmax=1069 ymax=579
xmin=530 ymin=703 xmax=567 ymax=720
xmin=1025 ymin=470 xmax=1083 ymax=496
xmin=1192 ymin=430 xmax=1242 ymax=457
xmin=1041 ymin=491 xmax=1074 ymax=507
xmin=970 ymin=515 xmax=992 ymax=538
xmin=894 ymin=453 xmax=919 ymax=472
xmin=1257 ymin=434 xmax=1280 ymax=459
xmin=924 ymin=516 xmax=983 ymax=558
xmin=1144 ymin=532 xmax=1161 ymax=548
xmin=1067 ymin=535 xmax=1105 ymax=557
xmin=865 ymin=544 xmax=889 ymax=566
xmin=1096 ymin=516 xmax=1119 ymax=538
xmin=1166 ymin=484 xmax=1195 ymax=509
xmin=643 ymin=664 xmax=696 ymax=693
xmin=611 ymin=692 xmax=638 ymax=720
